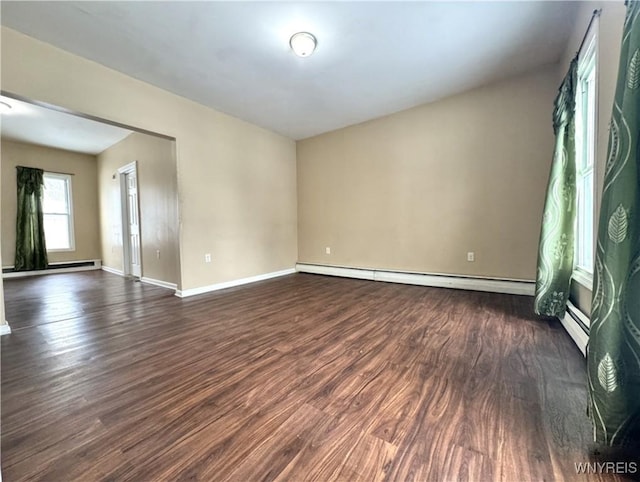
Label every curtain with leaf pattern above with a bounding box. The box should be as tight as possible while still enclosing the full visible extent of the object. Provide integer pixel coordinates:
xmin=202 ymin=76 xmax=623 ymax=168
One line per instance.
xmin=14 ymin=166 xmax=48 ymax=271
xmin=588 ymin=1 xmax=640 ymax=450
xmin=534 ymin=60 xmax=578 ymax=318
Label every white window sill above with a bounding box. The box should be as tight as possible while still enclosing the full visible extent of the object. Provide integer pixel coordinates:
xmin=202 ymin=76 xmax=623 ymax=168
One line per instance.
xmin=47 ymin=248 xmax=76 ymax=253
xmin=572 ymin=269 xmax=593 ymax=290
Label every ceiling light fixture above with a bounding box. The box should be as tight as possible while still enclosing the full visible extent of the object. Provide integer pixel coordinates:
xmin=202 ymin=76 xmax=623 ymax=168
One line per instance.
xmin=0 ymin=101 xmax=13 ymax=113
xmin=290 ymin=32 xmax=317 ymax=58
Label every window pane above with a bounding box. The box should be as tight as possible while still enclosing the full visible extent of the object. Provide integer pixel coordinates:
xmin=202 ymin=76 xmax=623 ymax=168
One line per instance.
xmin=574 ymin=46 xmax=596 ymax=277
xmin=43 ymin=173 xmax=74 ymax=251
xmin=586 ymin=73 xmax=596 ymax=168
xmin=576 ymin=181 xmax=585 ymax=264
xmin=44 ymin=214 xmax=71 ymax=250
xmin=576 ymin=173 xmax=594 ymax=272
xmin=582 ymin=173 xmax=594 ymax=270
xmin=578 ymin=82 xmax=591 ymax=170
xmin=43 ymin=177 xmax=69 ymax=214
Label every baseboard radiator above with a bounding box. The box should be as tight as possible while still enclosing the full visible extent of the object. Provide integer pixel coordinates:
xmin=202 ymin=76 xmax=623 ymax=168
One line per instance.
xmin=2 ymin=259 xmax=102 ymax=278
xmin=561 ymin=300 xmax=590 ymax=357
xmin=295 ymin=263 xmax=535 ymax=296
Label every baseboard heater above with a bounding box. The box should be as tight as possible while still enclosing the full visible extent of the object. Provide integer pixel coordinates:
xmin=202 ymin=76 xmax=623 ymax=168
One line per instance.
xmin=561 ymin=300 xmax=590 ymax=357
xmin=2 ymin=259 xmax=101 ymax=278
xmin=295 ymin=263 xmax=535 ymax=296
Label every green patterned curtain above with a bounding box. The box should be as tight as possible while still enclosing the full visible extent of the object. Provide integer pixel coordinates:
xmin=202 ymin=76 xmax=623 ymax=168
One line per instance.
xmin=14 ymin=166 xmax=48 ymax=271
xmin=588 ymin=1 xmax=640 ymax=450
xmin=534 ymin=60 xmax=578 ymax=317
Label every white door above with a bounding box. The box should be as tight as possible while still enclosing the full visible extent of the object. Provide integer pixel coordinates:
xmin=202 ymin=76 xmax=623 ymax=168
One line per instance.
xmin=126 ymin=171 xmax=142 ymax=278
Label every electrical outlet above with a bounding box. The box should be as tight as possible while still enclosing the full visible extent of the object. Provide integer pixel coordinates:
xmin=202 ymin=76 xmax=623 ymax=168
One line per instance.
xmin=325 ymin=247 xmax=331 ymax=255
xmin=205 ymin=253 xmax=212 ymax=263
xmin=156 ymin=250 xmax=160 ymax=259
xmin=467 ymin=252 xmax=475 ymax=262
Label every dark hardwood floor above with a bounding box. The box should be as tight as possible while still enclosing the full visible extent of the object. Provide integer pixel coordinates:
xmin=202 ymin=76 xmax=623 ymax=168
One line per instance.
xmin=0 ymin=271 xmax=625 ymax=481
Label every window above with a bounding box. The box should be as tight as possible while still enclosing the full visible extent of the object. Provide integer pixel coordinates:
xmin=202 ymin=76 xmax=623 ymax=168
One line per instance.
xmin=43 ymin=173 xmax=75 ymax=251
xmin=573 ymin=35 xmax=597 ymax=286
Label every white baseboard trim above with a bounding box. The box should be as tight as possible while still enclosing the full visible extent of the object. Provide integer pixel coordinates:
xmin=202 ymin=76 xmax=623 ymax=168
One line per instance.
xmin=176 ymin=268 xmax=296 ymax=298
xmin=295 ymin=263 xmax=535 ymax=296
xmin=101 ymin=266 xmax=125 ymax=277
xmin=141 ymin=276 xmax=178 ymax=291
xmin=561 ymin=301 xmax=589 ymax=356
xmin=297 ymin=264 xmax=376 ymax=281
xmin=3 ymin=259 xmax=101 ymax=279
xmin=0 ymin=323 xmax=11 ymax=336
xmin=102 ymin=269 xmax=178 ymax=292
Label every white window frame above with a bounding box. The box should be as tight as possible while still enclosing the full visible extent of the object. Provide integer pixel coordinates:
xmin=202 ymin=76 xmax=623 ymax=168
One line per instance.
xmin=43 ymin=172 xmax=76 ymax=252
xmin=573 ymin=29 xmax=598 ymax=290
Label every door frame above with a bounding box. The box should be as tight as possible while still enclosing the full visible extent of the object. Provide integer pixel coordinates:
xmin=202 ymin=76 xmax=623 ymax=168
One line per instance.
xmin=117 ymin=161 xmax=142 ymax=277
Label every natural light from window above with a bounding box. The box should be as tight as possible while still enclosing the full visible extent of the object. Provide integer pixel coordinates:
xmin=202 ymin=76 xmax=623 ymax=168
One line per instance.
xmin=43 ymin=172 xmax=74 ymax=251
xmin=574 ymin=35 xmax=597 ymax=283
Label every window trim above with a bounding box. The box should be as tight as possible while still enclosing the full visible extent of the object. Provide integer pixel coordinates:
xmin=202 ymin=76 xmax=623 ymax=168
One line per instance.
xmin=43 ymin=172 xmax=76 ymax=252
xmin=572 ymin=25 xmax=598 ymax=286
xmin=573 ymin=267 xmax=594 ymax=290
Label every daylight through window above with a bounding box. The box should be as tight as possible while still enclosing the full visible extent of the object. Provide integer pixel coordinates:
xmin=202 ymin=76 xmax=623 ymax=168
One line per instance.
xmin=574 ymin=35 xmax=597 ymax=281
xmin=43 ymin=172 xmax=75 ymax=251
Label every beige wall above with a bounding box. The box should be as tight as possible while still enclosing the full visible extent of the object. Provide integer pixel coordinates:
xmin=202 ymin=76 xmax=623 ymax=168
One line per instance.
xmin=1 ymin=27 xmax=298 ymax=291
xmin=97 ymin=132 xmax=180 ymax=285
xmin=297 ymin=66 xmax=558 ymax=280
xmin=1 ymin=139 xmax=100 ymax=266
xmin=560 ymin=2 xmax=626 ymax=316
xmin=3 ymin=7 xmax=622 ymax=296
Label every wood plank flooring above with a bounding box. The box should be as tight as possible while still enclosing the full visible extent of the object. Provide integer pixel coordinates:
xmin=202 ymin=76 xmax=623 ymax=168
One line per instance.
xmin=0 ymin=271 xmax=628 ymax=481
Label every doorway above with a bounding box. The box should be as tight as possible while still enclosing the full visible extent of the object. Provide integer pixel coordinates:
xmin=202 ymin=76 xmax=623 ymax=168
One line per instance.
xmin=0 ymin=92 xmax=181 ymax=335
xmin=118 ymin=161 xmax=142 ymax=278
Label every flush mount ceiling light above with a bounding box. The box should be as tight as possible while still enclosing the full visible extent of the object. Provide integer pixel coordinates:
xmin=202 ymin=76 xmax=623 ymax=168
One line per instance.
xmin=0 ymin=101 xmax=13 ymax=113
xmin=290 ymin=32 xmax=317 ymax=58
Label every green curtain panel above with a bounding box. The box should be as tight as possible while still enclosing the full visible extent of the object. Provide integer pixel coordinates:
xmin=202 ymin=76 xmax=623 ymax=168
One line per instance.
xmin=534 ymin=60 xmax=578 ymax=317
xmin=14 ymin=166 xmax=48 ymax=271
xmin=588 ymin=1 xmax=640 ymax=449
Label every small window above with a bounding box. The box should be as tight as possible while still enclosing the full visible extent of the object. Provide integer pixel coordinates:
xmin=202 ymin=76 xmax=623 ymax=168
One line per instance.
xmin=574 ymin=35 xmax=597 ymax=284
xmin=43 ymin=173 xmax=75 ymax=251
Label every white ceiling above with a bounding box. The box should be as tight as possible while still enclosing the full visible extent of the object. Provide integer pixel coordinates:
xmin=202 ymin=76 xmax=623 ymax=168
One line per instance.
xmin=1 ymin=1 xmax=578 ymax=140
xmin=0 ymin=95 xmax=132 ymax=155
